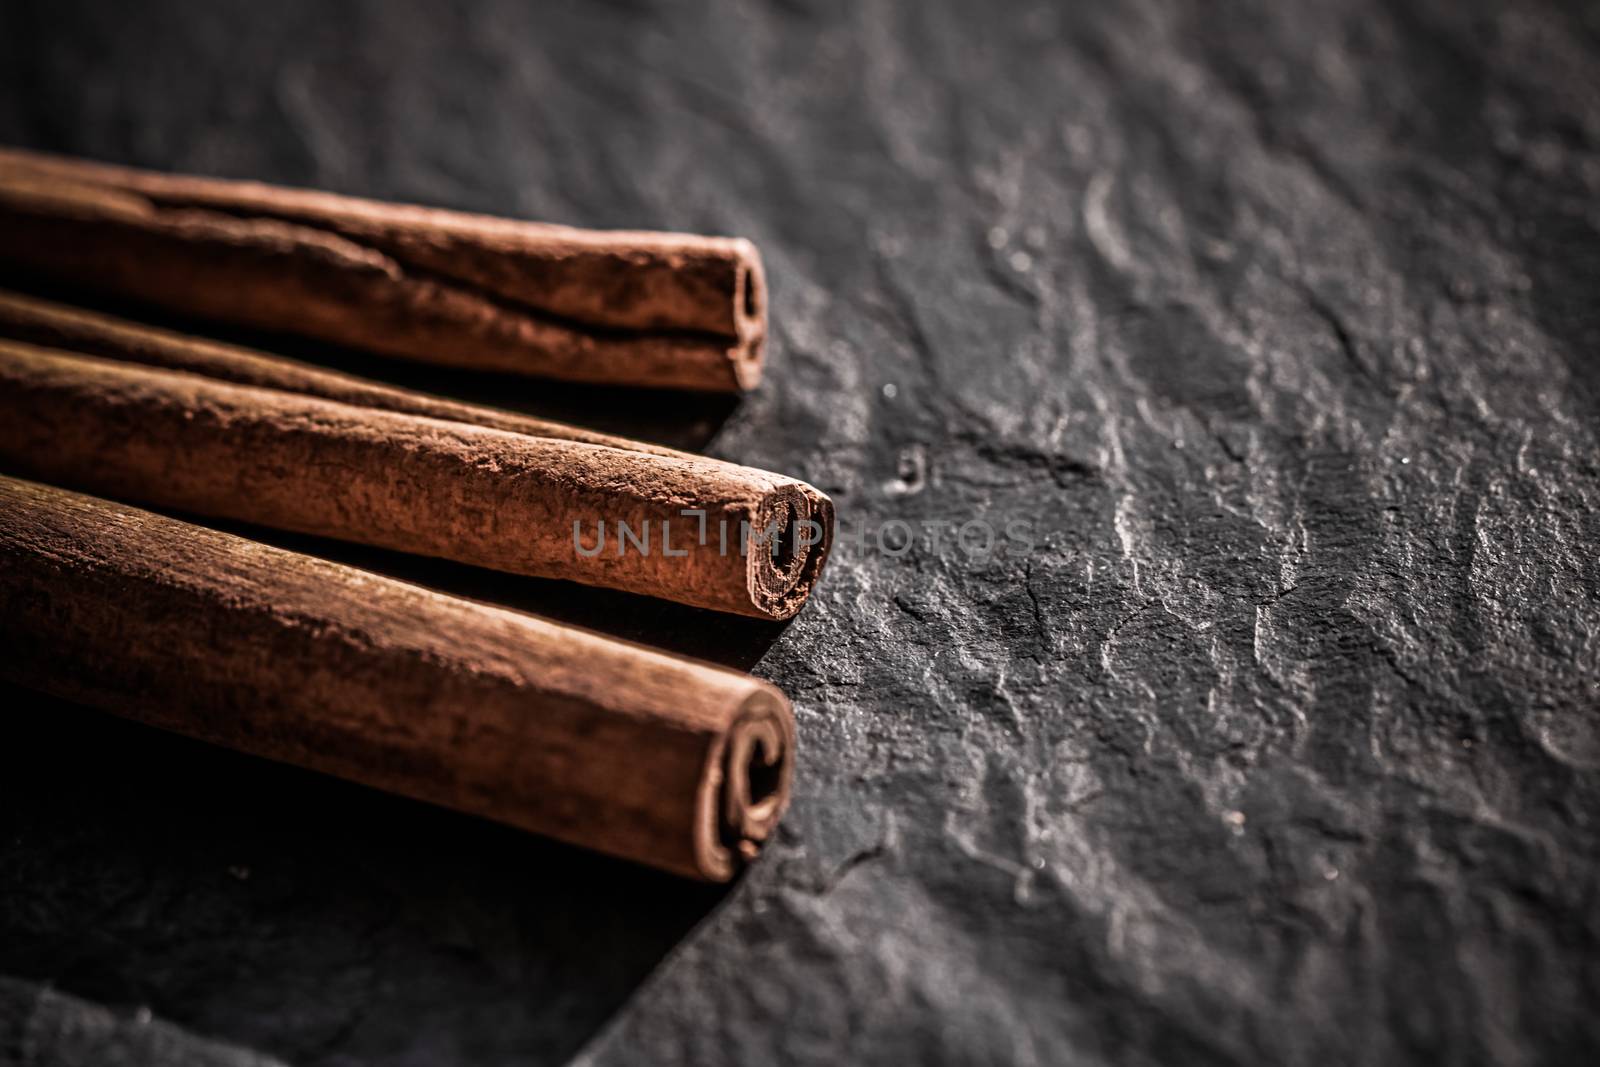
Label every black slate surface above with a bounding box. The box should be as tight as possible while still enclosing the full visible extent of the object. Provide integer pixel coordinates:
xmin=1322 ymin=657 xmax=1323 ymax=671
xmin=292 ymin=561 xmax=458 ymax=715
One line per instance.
xmin=2 ymin=1 xmax=1598 ymax=1064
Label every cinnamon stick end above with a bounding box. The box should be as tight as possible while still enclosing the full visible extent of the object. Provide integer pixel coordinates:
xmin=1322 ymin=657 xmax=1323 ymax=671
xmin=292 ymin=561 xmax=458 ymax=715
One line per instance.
xmin=745 ymin=480 xmax=835 ymax=621
xmin=727 ymin=238 xmax=768 ymax=392
xmin=697 ymin=686 xmax=796 ymax=881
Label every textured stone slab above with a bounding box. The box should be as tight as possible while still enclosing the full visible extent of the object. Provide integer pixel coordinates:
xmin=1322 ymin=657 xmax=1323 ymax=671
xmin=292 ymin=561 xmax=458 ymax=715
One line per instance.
xmin=0 ymin=0 xmax=1595 ymax=1064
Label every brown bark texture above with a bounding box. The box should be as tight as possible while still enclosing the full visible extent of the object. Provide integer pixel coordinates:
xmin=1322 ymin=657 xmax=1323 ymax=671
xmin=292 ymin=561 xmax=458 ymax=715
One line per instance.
xmin=0 ymin=476 xmax=794 ymax=880
xmin=0 ymin=287 xmax=723 ymax=459
xmin=0 ymin=147 xmax=767 ymax=391
xmin=0 ymin=339 xmax=832 ymax=619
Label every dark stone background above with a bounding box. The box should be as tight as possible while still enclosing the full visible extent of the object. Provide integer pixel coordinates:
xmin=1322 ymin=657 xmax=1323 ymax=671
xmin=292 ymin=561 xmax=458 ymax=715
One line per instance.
xmin=2 ymin=1 xmax=1598 ymax=1063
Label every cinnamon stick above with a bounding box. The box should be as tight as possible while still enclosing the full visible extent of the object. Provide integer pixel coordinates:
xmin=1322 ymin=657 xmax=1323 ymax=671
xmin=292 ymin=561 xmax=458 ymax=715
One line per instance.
xmin=0 ymin=287 xmax=699 ymax=459
xmin=0 ymin=476 xmax=793 ymax=880
xmin=0 ymin=340 xmax=831 ymax=619
xmin=0 ymin=147 xmax=767 ymax=391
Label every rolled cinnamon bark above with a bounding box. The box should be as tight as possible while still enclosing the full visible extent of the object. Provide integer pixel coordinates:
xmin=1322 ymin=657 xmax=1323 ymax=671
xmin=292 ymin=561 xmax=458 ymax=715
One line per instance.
xmin=0 ymin=147 xmax=767 ymax=391
xmin=0 ymin=287 xmax=691 ymax=459
xmin=0 ymin=476 xmax=793 ymax=880
xmin=0 ymin=340 xmax=832 ymax=619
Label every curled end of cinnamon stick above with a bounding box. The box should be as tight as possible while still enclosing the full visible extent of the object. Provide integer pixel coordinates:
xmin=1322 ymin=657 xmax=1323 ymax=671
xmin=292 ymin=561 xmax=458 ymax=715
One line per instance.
xmin=697 ymin=687 xmax=795 ymax=881
xmin=746 ymin=480 xmax=835 ymax=621
xmin=727 ymin=238 xmax=768 ymax=391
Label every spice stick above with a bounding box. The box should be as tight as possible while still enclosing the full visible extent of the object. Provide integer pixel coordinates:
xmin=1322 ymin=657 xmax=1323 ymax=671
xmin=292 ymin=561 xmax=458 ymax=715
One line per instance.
xmin=0 ymin=147 xmax=767 ymax=391
xmin=0 ymin=287 xmax=694 ymax=459
xmin=0 ymin=288 xmax=837 ymax=594
xmin=0 ymin=476 xmax=793 ymax=880
xmin=0 ymin=341 xmax=832 ymax=619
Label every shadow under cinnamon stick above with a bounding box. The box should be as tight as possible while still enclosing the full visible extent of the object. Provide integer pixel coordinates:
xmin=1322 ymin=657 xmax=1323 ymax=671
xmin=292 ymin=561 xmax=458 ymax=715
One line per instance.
xmin=228 ymin=517 xmax=795 ymax=672
xmin=0 ymin=681 xmax=731 ymax=1066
